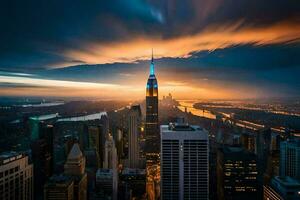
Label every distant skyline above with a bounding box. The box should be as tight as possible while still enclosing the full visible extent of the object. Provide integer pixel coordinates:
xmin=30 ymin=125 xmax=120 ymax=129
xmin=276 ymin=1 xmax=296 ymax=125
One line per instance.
xmin=0 ymin=0 xmax=299 ymax=99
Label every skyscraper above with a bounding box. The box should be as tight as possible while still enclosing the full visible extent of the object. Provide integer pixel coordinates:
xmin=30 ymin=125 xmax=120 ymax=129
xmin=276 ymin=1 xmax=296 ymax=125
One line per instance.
xmin=217 ymin=146 xmax=258 ymax=200
xmin=103 ymin=135 xmax=118 ymax=170
xmin=128 ymin=105 xmax=142 ymax=168
xmin=87 ymin=125 xmax=103 ymax=167
xmin=44 ymin=175 xmax=74 ymax=200
xmin=160 ymin=123 xmax=209 ymax=200
xmin=264 ymin=176 xmax=300 ymax=200
xmin=31 ymin=123 xmax=54 ymax=199
xmin=103 ymin=135 xmax=118 ymax=200
xmin=280 ymin=139 xmax=300 ymax=179
xmin=145 ymin=51 xmax=159 ymax=154
xmin=64 ymin=143 xmax=87 ymax=200
xmin=0 ymin=152 xmax=33 ymax=200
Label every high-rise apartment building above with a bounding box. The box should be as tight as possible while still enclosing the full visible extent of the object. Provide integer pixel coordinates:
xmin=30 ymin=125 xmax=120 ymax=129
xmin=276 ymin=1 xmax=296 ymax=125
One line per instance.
xmin=160 ymin=123 xmax=209 ymax=200
xmin=0 ymin=152 xmax=33 ymax=200
xmin=128 ymin=105 xmax=142 ymax=168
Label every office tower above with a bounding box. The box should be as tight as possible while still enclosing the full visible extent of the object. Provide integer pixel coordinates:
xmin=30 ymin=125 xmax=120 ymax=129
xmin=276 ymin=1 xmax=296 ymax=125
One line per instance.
xmin=29 ymin=114 xmax=58 ymax=140
xmin=103 ymin=134 xmax=118 ymax=169
xmin=40 ymin=124 xmax=54 ymax=169
xmin=44 ymin=175 xmax=74 ymax=200
xmin=145 ymin=52 xmax=159 ymax=154
xmin=116 ymin=128 xmax=124 ymax=160
xmin=263 ymin=176 xmax=300 ymax=200
xmin=280 ymin=139 xmax=300 ymax=179
xmin=256 ymin=128 xmax=272 ymax=185
xmin=31 ymin=139 xmax=52 ymax=199
xmin=160 ymin=123 xmax=209 ymax=200
xmin=0 ymin=152 xmax=33 ymax=200
xmin=127 ymin=105 xmax=142 ymax=168
xmin=103 ymin=135 xmax=118 ymax=200
xmin=217 ymin=146 xmax=258 ymax=200
xmin=84 ymin=149 xmax=99 ymax=169
xmin=31 ymin=123 xmax=54 ymax=199
xmin=87 ymin=125 xmax=103 ymax=167
xmin=95 ymin=169 xmax=114 ymax=198
xmin=271 ymin=133 xmax=281 ymax=151
xmin=88 ymin=125 xmax=101 ymax=153
xmin=119 ymin=168 xmax=146 ymax=199
xmin=64 ymin=143 xmax=87 ymax=200
xmin=265 ymin=150 xmax=280 ymax=184
xmin=100 ymin=114 xmax=109 ymax=139
xmin=241 ymin=132 xmax=256 ymax=153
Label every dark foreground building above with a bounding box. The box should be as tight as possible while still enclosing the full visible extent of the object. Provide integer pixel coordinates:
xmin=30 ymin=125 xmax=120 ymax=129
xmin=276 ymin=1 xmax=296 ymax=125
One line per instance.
xmin=217 ymin=146 xmax=259 ymax=200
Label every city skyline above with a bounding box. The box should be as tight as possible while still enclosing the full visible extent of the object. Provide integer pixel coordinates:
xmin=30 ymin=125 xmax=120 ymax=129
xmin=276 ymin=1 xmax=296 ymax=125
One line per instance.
xmin=0 ymin=0 xmax=299 ymax=100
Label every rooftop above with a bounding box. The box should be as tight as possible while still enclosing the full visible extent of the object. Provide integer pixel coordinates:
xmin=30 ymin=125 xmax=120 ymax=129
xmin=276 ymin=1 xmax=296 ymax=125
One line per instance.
xmin=57 ymin=112 xmax=107 ymax=122
xmin=46 ymin=174 xmax=73 ymax=186
xmin=67 ymin=143 xmax=83 ymax=160
xmin=0 ymin=152 xmax=25 ymax=165
xmin=122 ymin=168 xmax=146 ymax=175
xmin=167 ymin=123 xmax=202 ymax=131
xmin=273 ymin=176 xmax=300 ymax=186
xmin=220 ymin=146 xmax=256 ymax=157
xmin=29 ymin=113 xmax=59 ymax=121
xmin=96 ymin=169 xmax=113 ymax=179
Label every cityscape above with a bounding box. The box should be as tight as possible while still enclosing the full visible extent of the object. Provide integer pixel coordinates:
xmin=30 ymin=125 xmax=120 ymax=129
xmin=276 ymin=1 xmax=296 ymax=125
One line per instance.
xmin=0 ymin=1 xmax=300 ymax=200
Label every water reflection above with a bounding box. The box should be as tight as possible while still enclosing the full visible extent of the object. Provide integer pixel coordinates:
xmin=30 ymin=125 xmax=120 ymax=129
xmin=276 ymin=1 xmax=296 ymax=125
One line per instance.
xmin=177 ymin=101 xmax=216 ymax=120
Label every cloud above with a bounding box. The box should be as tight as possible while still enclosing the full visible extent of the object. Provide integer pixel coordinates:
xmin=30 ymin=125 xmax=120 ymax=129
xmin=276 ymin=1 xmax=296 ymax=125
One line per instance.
xmin=0 ymin=0 xmax=299 ymax=99
xmin=0 ymin=73 xmax=144 ymax=99
xmin=64 ymin=20 xmax=300 ymax=65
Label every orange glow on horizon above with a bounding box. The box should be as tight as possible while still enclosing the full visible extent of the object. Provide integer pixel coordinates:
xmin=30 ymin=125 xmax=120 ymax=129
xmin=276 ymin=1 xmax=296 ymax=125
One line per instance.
xmin=63 ymin=20 xmax=300 ymax=66
xmin=0 ymin=74 xmax=267 ymax=100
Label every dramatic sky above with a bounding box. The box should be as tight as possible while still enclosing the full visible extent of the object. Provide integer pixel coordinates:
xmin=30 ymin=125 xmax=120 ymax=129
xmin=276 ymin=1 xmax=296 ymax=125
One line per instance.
xmin=0 ymin=0 xmax=299 ymax=100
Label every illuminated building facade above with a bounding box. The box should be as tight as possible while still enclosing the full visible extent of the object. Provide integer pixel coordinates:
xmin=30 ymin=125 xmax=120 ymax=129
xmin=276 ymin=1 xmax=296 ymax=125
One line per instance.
xmin=217 ymin=146 xmax=258 ymax=200
xmin=160 ymin=123 xmax=209 ymax=200
xmin=145 ymin=52 xmax=159 ymax=154
xmin=0 ymin=152 xmax=33 ymax=200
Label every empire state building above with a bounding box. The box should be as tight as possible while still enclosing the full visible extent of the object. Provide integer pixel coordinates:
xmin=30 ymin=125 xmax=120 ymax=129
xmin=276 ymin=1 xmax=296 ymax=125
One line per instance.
xmin=145 ymin=52 xmax=159 ymax=154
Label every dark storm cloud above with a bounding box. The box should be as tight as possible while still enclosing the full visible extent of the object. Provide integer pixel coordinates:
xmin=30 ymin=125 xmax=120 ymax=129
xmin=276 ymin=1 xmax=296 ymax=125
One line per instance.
xmin=158 ymin=0 xmax=300 ymax=37
xmin=0 ymin=0 xmax=299 ymax=70
xmin=0 ymin=0 xmax=299 ymax=98
xmin=39 ymin=44 xmax=300 ymax=93
xmin=0 ymin=0 xmax=163 ymax=70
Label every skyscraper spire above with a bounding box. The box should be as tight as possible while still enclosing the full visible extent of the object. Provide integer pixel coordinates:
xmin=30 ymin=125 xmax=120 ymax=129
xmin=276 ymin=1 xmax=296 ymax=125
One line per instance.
xmin=151 ymin=48 xmax=154 ymax=63
xmin=150 ymin=49 xmax=155 ymax=75
xmin=145 ymin=48 xmax=159 ymax=155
